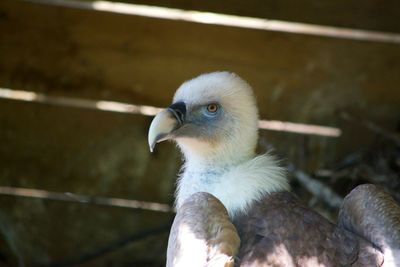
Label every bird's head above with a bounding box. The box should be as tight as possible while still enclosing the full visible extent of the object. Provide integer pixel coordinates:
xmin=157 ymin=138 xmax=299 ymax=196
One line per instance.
xmin=148 ymin=72 xmax=259 ymax=167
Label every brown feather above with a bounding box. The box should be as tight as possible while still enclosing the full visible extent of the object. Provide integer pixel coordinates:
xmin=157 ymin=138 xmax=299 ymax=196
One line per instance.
xmin=167 ymin=192 xmax=240 ymax=267
xmin=338 ymin=184 xmax=400 ymax=267
xmin=233 ymin=191 xmax=384 ymax=267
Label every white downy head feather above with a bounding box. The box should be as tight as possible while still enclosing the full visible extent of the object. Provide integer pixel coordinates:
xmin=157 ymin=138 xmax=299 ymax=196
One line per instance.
xmin=172 ymin=72 xmax=289 ymax=217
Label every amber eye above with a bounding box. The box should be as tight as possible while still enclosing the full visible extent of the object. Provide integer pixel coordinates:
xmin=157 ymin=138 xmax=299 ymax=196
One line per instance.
xmin=207 ymin=103 xmax=218 ymax=113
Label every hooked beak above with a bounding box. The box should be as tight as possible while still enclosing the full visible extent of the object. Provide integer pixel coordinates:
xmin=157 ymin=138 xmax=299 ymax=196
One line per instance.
xmin=148 ymin=102 xmax=186 ymax=152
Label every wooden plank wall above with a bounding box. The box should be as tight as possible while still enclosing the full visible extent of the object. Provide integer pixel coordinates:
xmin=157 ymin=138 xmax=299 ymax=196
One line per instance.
xmin=84 ymin=0 xmax=400 ymax=32
xmin=0 ymin=0 xmax=399 ymax=266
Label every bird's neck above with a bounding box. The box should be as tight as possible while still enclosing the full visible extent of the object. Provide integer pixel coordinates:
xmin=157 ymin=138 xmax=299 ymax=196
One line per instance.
xmin=175 ymin=140 xmax=290 ymax=217
xmin=176 ymin=134 xmax=257 ymax=167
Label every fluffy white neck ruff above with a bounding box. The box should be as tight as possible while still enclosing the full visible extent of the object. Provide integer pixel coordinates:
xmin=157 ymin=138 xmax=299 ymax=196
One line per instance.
xmin=175 ymin=141 xmax=289 ymax=217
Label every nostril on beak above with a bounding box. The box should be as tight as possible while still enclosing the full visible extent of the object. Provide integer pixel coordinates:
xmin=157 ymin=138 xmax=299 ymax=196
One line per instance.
xmin=167 ymin=102 xmax=186 ymax=126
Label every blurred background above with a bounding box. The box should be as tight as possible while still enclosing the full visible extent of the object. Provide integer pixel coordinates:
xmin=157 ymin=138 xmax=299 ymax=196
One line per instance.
xmin=0 ymin=0 xmax=399 ymax=266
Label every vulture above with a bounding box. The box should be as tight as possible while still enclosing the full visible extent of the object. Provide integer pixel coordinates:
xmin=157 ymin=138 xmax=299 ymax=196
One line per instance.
xmin=148 ymin=72 xmax=400 ymax=267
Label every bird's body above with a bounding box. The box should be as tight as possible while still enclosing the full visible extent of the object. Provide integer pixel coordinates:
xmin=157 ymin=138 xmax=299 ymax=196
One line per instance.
xmin=148 ymin=72 xmax=400 ymax=267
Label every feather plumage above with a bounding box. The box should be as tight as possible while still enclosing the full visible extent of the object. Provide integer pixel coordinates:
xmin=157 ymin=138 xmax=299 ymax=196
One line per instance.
xmin=148 ymin=72 xmax=400 ymax=267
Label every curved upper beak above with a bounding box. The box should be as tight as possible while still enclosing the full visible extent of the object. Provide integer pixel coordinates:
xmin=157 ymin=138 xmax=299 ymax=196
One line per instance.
xmin=148 ymin=102 xmax=186 ymax=152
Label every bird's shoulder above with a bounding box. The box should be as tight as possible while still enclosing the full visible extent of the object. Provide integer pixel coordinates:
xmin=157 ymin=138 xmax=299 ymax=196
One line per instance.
xmin=233 ymin=191 xmax=383 ymax=267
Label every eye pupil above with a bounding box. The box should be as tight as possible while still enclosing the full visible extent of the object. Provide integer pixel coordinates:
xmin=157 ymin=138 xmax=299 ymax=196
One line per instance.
xmin=207 ymin=104 xmax=218 ymax=113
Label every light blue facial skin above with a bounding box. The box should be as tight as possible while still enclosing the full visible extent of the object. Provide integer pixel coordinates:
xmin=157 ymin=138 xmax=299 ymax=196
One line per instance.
xmin=171 ymin=102 xmax=233 ymax=142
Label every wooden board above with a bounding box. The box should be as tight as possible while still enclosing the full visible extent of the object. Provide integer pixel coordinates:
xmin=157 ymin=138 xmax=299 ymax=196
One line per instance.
xmin=1 ymin=0 xmax=399 ymax=127
xmin=84 ymin=0 xmax=400 ymax=33
xmin=0 ymin=99 xmax=179 ymax=202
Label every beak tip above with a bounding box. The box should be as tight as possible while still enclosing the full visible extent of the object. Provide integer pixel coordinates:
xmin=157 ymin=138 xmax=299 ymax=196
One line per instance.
xmin=148 ymin=137 xmax=156 ymax=153
xmin=149 ymin=143 xmax=155 ymax=153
